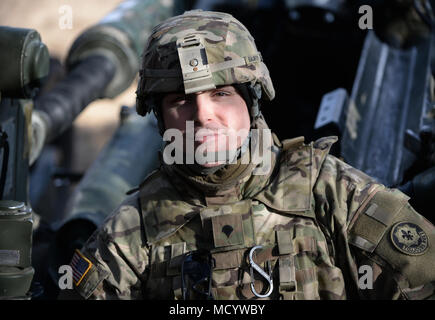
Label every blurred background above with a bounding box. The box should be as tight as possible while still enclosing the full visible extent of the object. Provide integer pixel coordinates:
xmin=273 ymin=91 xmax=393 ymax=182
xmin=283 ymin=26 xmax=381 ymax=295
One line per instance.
xmin=0 ymin=0 xmax=134 ymax=173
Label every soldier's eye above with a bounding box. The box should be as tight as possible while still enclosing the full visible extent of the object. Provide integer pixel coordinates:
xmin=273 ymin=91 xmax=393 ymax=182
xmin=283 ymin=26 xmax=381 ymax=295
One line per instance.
xmin=214 ymin=91 xmax=230 ymax=97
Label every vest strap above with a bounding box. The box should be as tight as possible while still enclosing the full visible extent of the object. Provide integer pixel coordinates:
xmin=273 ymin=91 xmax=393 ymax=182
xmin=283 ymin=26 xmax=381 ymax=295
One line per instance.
xmin=276 ymin=230 xmax=294 ymax=255
xmin=167 ymin=242 xmax=187 ymax=276
xmin=275 ymin=230 xmax=297 ymax=295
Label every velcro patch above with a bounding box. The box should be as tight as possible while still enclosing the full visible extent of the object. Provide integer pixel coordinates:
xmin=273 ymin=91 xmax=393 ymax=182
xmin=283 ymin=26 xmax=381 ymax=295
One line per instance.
xmin=71 ymin=249 xmax=93 ymax=286
xmin=212 ymin=214 xmax=244 ymax=248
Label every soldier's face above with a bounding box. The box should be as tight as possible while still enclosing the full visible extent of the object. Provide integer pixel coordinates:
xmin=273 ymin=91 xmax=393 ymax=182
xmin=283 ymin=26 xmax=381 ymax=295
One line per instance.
xmin=161 ymin=85 xmax=251 ymax=166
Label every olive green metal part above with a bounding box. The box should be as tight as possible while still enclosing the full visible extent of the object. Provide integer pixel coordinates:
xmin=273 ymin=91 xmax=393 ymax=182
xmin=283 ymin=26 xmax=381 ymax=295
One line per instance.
xmin=0 ymin=267 xmax=34 ymax=299
xmin=0 ymin=200 xmax=34 ymax=299
xmin=66 ymin=0 xmax=176 ymax=98
xmin=0 ymin=200 xmax=25 ymax=212
xmin=0 ymin=26 xmax=49 ymax=99
xmin=0 ymin=98 xmax=30 ymax=203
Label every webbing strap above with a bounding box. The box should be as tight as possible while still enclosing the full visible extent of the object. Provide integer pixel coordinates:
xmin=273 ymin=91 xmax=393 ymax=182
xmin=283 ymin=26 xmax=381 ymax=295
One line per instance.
xmin=212 ymin=249 xmax=244 ymax=270
xmin=150 ymin=242 xmax=186 ymax=278
xmin=209 ymin=53 xmax=262 ymax=73
xmin=172 ymin=275 xmax=183 ymax=300
xmin=140 ymin=53 xmax=262 ymax=80
xmin=140 ymin=68 xmax=180 ymax=78
xmin=278 ymin=256 xmax=296 ymax=291
xmin=276 ymin=230 xmax=297 ymax=294
xmin=276 ymin=230 xmax=294 ymax=255
xmin=167 ymin=242 xmax=186 ymax=276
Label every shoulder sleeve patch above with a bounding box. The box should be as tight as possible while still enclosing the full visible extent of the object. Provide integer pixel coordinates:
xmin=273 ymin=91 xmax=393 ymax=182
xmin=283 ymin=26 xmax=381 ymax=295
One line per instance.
xmin=71 ymin=249 xmax=109 ymax=299
xmin=390 ymin=222 xmax=429 ymax=256
xmin=71 ymin=249 xmax=93 ymax=286
xmin=377 ymin=204 xmax=435 ymax=289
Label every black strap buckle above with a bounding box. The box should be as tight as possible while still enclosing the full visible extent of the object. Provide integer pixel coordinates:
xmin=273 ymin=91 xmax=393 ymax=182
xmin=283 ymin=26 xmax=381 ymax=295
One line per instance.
xmin=181 ymin=249 xmax=215 ymax=300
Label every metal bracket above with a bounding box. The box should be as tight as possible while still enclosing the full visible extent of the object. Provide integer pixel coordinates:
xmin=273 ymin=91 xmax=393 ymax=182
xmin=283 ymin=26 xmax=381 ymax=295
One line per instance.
xmin=340 ymin=31 xmax=433 ymax=186
xmin=176 ymin=34 xmax=216 ymax=94
xmin=314 ymin=88 xmax=349 ymax=132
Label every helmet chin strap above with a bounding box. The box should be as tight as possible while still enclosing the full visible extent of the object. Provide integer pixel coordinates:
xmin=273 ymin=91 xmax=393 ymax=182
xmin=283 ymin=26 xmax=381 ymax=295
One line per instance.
xmin=248 ymin=82 xmax=262 ymax=120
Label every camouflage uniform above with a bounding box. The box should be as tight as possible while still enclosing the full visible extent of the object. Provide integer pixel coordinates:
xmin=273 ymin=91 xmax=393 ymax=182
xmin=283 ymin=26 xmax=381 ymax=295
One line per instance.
xmin=62 ymin=10 xmax=435 ymax=300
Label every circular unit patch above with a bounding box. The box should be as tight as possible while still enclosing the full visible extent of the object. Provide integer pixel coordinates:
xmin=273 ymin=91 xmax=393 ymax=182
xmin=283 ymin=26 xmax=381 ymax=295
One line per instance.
xmin=390 ymin=222 xmax=429 ymax=256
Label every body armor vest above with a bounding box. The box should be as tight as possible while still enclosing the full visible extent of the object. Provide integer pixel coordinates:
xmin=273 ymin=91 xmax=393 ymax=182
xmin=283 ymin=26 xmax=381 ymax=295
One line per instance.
xmin=140 ymin=136 xmax=347 ymax=299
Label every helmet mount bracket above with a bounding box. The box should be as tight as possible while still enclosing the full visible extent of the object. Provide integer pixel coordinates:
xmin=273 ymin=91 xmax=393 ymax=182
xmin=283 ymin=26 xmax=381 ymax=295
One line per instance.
xmin=176 ymin=35 xmax=216 ymax=94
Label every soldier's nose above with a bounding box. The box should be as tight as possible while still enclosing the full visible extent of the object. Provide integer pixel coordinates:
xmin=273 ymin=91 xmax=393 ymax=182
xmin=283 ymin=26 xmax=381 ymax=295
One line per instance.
xmin=193 ymin=94 xmax=214 ymax=124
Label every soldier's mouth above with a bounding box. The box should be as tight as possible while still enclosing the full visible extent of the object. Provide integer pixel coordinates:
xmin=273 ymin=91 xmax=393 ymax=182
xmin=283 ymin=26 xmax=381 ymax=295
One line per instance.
xmin=196 ymin=133 xmax=219 ymax=143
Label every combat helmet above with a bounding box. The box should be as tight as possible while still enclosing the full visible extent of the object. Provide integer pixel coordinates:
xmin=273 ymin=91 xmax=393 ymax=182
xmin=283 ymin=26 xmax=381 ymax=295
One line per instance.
xmin=136 ymin=9 xmax=275 ymax=129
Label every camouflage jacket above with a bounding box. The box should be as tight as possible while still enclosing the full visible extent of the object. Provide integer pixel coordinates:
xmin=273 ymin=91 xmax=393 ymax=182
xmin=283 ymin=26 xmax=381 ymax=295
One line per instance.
xmin=63 ymin=136 xmax=435 ymax=300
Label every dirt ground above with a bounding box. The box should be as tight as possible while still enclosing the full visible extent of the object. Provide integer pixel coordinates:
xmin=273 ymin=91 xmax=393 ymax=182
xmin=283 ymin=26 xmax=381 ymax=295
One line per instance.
xmin=0 ymin=0 xmax=137 ymax=172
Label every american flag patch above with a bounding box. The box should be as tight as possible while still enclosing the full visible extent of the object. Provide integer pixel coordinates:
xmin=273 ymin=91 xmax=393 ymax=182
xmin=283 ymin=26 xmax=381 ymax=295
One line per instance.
xmin=71 ymin=249 xmax=93 ymax=286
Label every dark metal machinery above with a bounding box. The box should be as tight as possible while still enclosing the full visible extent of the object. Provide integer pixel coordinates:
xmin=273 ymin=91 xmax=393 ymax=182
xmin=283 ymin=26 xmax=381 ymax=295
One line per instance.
xmin=0 ymin=26 xmax=49 ymax=299
xmin=313 ymin=1 xmax=435 ymax=219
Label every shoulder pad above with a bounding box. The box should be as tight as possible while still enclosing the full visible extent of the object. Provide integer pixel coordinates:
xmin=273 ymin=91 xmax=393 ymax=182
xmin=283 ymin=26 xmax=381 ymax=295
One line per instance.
xmin=138 ymin=169 xmax=202 ymax=246
xmin=348 ymin=187 xmax=409 ymax=252
xmin=253 ymin=136 xmax=337 ymax=217
xmin=253 ymin=137 xmax=313 ymax=217
xmin=348 ymin=187 xmax=435 ymax=291
xmin=250 ymin=136 xmax=338 ymax=218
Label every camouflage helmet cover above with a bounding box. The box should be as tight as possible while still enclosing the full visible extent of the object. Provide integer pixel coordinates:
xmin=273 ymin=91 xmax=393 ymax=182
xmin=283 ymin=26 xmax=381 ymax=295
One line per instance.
xmin=136 ymin=10 xmax=275 ymax=116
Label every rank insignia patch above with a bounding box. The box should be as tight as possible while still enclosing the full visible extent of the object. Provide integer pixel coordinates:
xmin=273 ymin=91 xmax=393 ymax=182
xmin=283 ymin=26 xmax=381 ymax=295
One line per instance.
xmin=390 ymin=222 xmax=429 ymax=256
xmin=71 ymin=249 xmax=93 ymax=286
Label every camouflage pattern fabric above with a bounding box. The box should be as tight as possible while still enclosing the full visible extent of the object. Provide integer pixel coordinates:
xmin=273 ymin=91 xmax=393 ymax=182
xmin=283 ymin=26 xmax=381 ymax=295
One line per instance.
xmin=59 ymin=134 xmax=435 ymax=300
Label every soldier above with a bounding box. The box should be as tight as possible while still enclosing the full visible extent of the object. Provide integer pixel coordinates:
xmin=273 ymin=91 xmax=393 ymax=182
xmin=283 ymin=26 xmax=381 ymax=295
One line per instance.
xmin=60 ymin=10 xmax=435 ymax=300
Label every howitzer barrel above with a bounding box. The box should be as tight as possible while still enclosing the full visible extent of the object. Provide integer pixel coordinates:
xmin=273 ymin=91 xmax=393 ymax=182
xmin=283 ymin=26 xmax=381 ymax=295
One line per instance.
xmin=32 ymin=0 xmax=175 ymax=151
xmin=66 ymin=0 xmax=175 ymax=98
xmin=33 ymin=55 xmax=116 ymax=144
